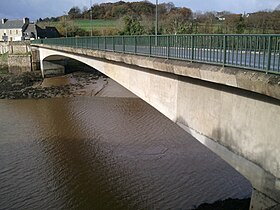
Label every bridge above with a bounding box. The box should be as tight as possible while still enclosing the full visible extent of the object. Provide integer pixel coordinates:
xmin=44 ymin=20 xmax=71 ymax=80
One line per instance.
xmin=32 ymin=34 xmax=280 ymax=209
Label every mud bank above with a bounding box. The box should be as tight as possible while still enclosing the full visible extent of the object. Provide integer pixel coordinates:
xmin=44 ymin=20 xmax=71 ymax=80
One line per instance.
xmin=0 ymin=72 xmax=107 ymax=99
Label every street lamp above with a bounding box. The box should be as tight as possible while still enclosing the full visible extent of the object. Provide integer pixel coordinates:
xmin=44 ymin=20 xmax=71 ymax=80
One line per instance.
xmin=90 ymin=0 xmax=93 ymax=36
xmin=155 ymin=0 xmax=158 ymax=36
xmin=63 ymin=11 xmax=68 ymax=38
xmin=155 ymin=0 xmax=158 ymax=45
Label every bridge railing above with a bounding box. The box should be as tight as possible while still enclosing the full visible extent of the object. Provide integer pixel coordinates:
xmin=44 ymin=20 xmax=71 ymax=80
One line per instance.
xmin=32 ymin=34 xmax=280 ymax=74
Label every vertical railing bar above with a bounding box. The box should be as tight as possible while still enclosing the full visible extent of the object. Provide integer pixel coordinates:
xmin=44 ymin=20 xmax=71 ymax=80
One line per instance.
xmin=201 ymin=36 xmax=203 ymax=61
xmin=277 ymin=39 xmax=280 ymax=72
xmin=206 ymin=35 xmax=209 ymax=61
xmin=254 ymin=36 xmax=257 ymax=68
xmin=262 ymin=36 xmax=266 ymax=70
xmin=113 ymin=36 xmax=115 ymax=52
xmin=167 ymin=35 xmax=170 ymax=59
xmin=223 ymin=35 xmax=227 ymax=67
xmin=219 ymin=35 xmax=223 ymax=64
xmin=149 ymin=35 xmax=152 ymax=57
xmin=183 ymin=36 xmax=186 ymax=59
xmin=249 ymin=36 xmax=252 ymax=67
xmin=210 ymin=36 xmax=212 ymax=62
xmin=236 ymin=36 xmax=239 ymax=66
xmin=203 ymin=36 xmax=206 ymax=61
xmin=272 ymin=37 xmax=277 ymax=71
xmin=240 ymin=36 xmax=243 ymax=66
xmin=191 ymin=35 xmax=194 ymax=62
xmin=197 ymin=36 xmax=199 ymax=60
xmin=266 ymin=36 xmax=272 ymax=72
xmin=231 ymin=36 xmax=235 ymax=65
xmin=258 ymin=37 xmax=261 ymax=69
xmin=244 ymin=36 xmax=248 ymax=67
xmin=122 ymin=36 xmax=125 ymax=53
xmin=216 ymin=36 xmax=219 ymax=62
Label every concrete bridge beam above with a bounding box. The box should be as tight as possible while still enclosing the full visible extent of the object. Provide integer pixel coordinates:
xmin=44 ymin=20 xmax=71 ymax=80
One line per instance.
xmin=35 ymin=46 xmax=280 ymax=209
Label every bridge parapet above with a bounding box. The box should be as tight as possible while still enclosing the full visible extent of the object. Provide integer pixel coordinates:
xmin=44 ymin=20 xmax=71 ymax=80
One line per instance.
xmin=32 ymin=34 xmax=280 ymax=74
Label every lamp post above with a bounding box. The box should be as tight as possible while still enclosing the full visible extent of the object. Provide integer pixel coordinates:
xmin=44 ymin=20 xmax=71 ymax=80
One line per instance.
xmin=90 ymin=0 xmax=93 ymax=36
xmin=63 ymin=11 xmax=68 ymax=38
xmin=155 ymin=0 xmax=158 ymax=46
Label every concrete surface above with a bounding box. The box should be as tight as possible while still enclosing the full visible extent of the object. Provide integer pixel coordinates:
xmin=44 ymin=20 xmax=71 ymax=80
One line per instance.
xmin=35 ymin=45 xmax=280 ymax=209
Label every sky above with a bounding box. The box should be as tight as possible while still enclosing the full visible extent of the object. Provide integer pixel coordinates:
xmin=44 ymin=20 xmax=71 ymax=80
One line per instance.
xmin=0 ymin=0 xmax=279 ymax=21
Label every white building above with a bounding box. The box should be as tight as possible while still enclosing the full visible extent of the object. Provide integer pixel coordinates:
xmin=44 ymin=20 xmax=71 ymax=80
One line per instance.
xmin=0 ymin=17 xmax=60 ymax=42
xmin=0 ymin=18 xmax=30 ymax=41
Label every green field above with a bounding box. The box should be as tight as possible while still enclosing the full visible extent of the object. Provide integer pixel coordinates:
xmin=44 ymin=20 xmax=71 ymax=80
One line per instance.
xmin=74 ymin=19 xmax=119 ymax=31
xmin=38 ymin=19 xmax=120 ymax=34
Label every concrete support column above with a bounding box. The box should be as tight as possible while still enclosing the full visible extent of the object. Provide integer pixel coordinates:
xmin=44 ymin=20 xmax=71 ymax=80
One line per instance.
xmin=250 ymin=188 xmax=279 ymax=209
xmin=39 ymin=57 xmax=44 ymax=78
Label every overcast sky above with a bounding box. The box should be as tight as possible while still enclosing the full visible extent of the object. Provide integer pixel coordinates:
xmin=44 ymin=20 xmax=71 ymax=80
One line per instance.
xmin=0 ymin=0 xmax=279 ymax=21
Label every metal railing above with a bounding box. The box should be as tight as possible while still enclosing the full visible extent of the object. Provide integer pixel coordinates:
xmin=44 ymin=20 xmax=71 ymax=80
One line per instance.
xmin=32 ymin=34 xmax=280 ymax=74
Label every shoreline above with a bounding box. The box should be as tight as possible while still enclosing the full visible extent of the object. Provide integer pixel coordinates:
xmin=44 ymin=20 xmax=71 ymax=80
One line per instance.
xmin=0 ymin=71 xmax=109 ymax=99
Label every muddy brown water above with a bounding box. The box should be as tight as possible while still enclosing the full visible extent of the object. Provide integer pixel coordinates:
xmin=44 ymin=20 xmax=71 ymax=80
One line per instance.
xmin=0 ymin=76 xmax=251 ymax=209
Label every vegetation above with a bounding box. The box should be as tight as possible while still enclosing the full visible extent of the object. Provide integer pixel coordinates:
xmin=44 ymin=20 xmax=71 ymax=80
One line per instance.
xmin=0 ymin=53 xmax=8 ymax=75
xmin=37 ymin=1 xmax=280 ymax=36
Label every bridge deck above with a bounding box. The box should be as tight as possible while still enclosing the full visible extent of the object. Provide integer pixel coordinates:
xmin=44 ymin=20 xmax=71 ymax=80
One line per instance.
xmin=32 ymin=34 xmax=280 ymax=74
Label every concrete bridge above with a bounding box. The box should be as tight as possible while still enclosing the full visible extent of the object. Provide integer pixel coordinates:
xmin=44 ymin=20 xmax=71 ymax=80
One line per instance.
xmin=32 ymin=35 xmax=280 ymax=209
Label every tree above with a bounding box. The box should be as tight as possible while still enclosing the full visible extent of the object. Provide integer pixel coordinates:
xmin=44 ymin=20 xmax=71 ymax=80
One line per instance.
xmin=68 ymin=6 xmax=81 ymax=19
xmin=162 ymin=7 xmax=192 ymax=34
xmin=224 ymin=14 xmax=244 ymax=33
xmin=119 ymin=16 xmax=144 ymax=35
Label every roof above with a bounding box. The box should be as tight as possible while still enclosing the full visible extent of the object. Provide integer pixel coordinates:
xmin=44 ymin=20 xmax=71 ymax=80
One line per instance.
xmin=0 ymin=20 xmax=25 ymax=29
xmin=25 ymin=23 xmax=36 ymax=33
xmin=37 ymin=26 xmax=60 ymax=38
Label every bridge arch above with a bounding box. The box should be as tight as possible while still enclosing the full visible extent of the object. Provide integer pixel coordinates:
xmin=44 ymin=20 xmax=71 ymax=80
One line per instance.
xmin=38 ymin=46 xmax=280 ymax=209
xmin=40 ymin=49 xmax=107 ymax=78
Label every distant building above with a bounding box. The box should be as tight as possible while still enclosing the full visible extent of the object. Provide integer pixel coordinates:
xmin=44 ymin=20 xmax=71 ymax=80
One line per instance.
xmin=0 ymin=17 xmax=59 ymax=42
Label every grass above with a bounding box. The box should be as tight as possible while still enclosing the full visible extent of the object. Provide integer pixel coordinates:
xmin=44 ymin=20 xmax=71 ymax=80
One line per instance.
xmin=74 ymin=19 xmax=119 ymax=31
xmin=38 ymin=19 xmax=120 ymax=33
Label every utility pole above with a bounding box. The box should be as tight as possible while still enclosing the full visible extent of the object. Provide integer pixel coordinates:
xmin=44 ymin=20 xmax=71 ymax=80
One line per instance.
xmin=90 ymin=0 xmax=93 ymax=36
xmin=64 ymin=11 xmax=67 ymax=38
xmin=155 ymin=0 xmax=158 ymax=46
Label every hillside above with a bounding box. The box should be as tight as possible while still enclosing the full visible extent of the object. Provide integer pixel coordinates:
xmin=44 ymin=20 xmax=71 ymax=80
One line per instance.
xmin=38 ymin=1 xmax=280 ymax=36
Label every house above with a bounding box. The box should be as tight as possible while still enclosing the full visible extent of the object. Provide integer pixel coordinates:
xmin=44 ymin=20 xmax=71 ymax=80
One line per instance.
xmin=0 ymin=17 xmax=60 ymax=42
xmin=0 ymin=18 xmax=29 ymax=41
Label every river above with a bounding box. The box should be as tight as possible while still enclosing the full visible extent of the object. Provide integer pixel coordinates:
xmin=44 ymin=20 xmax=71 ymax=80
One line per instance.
xmin=0 ymin=75 xmax=251 ymax=209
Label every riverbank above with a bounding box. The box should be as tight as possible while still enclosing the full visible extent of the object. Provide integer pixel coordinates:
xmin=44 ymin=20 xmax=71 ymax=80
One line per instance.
xmin=0 ymin=71 xmax=109 ymax=99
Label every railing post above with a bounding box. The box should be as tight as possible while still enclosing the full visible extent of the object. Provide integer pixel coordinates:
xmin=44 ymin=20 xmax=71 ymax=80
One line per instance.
xmin=104 ymin=36 xmax=107 ymax=51
xmin=191 ymin=35 xmax=194 ymax=62
xmin=167 ymin=35 xmax=170 ymax=59
xmin=97 ymin=37 xmax=99 ymax=50
xmin=149 ymin=35 xmax=152 ymax=57
xmin=113 ymin=37 xmax=115 ymax=52
xmin=267 ymin=36 xmax=272 ymax=73
xmin=223 ymin=35 xmax=227 ymax=67
xmin=122 ymin=36 xmax=125 ymax=53
xmin=134 ymin=36 xmax=137 ymax=54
